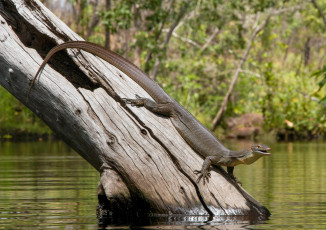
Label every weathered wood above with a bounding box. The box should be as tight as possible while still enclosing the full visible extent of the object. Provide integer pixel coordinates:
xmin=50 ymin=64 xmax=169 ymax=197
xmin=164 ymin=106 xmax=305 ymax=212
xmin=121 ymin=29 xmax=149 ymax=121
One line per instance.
xmin=0 ymin=0 xmax=270 ymax=218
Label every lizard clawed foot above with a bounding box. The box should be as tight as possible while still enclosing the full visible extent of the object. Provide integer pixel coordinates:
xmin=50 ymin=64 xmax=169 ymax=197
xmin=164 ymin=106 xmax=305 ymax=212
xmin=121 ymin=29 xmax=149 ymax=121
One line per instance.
xmin=235 ymin=178 xmax=242 ymax=186
xmin=194 ymin=169 xmax=211 ymax=185
xmin=123 ymin=95 xmax=145 ymax=107
xmin=229 ymin=175 xmax=242 ymax=186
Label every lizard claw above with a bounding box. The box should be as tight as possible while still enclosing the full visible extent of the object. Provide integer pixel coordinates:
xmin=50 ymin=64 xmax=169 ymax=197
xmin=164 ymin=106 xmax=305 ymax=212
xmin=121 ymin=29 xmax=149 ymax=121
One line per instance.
xmin=234 ymin=177 xmax=242 ymax=186
xmin=193 ymin=170 xmax=211 ymax=185
xmin=195 ymin=175 xmax=203 ymax=184
xmin=229 ymin=174 xmax=242 ymax=186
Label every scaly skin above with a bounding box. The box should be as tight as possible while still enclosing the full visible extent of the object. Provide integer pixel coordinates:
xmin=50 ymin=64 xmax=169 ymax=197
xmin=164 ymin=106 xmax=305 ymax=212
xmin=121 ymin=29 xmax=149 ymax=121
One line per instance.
xmin=28 ymin=41 xmax=271 ymax=185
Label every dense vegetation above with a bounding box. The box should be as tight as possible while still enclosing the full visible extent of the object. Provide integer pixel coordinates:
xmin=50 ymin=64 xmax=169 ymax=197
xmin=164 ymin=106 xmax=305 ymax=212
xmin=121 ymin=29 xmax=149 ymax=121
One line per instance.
xmin=0 ymin=90 xmax=51 ymax=139
xmin=1 ymin=0 xmax=326 ymax=140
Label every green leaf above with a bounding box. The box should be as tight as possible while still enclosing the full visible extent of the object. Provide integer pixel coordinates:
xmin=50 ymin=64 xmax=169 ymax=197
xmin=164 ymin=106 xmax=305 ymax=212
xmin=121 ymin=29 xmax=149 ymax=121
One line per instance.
xmin=320 ymin=96 xmax=326 ymax=104
xmin=311 ymin=65 xmax=326 ymax=77
xmin=318 ymin=77 xmax=326 ymax=89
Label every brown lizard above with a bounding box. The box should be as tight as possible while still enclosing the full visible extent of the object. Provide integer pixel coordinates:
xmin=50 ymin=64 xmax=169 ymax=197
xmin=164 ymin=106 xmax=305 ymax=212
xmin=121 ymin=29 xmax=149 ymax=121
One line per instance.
xmin=27 ymin=41 xmax=271 ymax=184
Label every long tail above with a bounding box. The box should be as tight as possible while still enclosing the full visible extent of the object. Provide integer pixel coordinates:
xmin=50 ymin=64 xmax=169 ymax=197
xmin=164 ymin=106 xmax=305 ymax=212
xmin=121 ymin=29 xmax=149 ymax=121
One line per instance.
xmin=27 ymin=41 xmax=169 ymax=102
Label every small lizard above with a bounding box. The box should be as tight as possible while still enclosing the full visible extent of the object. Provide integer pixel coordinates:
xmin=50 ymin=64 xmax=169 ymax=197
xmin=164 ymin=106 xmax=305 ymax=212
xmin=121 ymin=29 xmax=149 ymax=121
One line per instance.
xmin=28 ymin=41 xmax=271 ymax=185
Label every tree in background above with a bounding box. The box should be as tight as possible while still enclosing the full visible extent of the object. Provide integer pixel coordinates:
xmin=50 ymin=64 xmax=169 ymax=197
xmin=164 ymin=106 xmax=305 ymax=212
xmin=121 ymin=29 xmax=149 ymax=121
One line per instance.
xmin=1 ymin=0 xmax=326 ymax=139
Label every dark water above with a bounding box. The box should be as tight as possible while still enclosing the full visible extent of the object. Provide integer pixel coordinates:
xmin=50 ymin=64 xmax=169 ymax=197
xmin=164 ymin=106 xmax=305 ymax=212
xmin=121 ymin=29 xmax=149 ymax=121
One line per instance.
xmin=0 ymin=141 xmax=98 ymax=229
xmin=0 ymin=140 xmax=325 ymax=229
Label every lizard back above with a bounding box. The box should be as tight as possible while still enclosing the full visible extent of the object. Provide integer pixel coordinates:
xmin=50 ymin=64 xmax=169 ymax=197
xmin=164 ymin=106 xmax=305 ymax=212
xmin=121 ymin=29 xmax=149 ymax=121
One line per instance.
xmin=29 ymin=41 xmax=229 ymax=159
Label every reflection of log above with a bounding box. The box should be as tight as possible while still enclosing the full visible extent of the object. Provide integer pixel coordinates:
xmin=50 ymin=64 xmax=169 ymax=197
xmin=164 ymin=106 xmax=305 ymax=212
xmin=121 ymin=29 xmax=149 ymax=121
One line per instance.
xmin=0 ymin=0 xmax=270 ymax=218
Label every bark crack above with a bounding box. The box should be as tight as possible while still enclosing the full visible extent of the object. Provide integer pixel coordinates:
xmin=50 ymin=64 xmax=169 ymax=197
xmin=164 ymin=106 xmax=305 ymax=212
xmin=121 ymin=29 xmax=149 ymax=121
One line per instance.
xmin=77 ymin=89 xmax=117 ymax=148
xmin=78 ymin=88 xmax=169 ymax=209
xmin=210 ymin=192 xmax=227 ymax=215
xmin=90 ymin=88 xmax=187 ymax=209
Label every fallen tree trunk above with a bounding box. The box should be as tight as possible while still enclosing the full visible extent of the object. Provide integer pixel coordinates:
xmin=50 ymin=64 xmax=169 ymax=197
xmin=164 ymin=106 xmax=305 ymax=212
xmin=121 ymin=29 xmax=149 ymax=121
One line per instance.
xmin=0 ymin=0 xmax=270 ymax=219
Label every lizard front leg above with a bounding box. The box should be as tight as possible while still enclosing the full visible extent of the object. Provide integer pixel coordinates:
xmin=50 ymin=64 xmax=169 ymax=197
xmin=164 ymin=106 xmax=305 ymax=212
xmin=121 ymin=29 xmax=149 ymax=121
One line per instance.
xmin=124 ymin=95 xmax=173 ymax=117
xmin=194 ymin=156 xmax=219 ymax=185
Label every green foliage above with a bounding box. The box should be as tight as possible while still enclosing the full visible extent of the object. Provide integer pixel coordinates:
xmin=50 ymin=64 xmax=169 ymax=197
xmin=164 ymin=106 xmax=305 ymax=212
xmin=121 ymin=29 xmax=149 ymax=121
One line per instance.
xmin=312 ymin=65 xmax=326 ymax=104
xmin=153 ymin=0 xmax=326 ymax=137
xmin=0 ymin=87 xmax=51 ymax=136
xmin=101 ymin=1 xmax=133 ymax=33
xmin=3 ymin=0 xmax=326 ymax=139
xmin=261 ymin=67 xmax=325 ymax=135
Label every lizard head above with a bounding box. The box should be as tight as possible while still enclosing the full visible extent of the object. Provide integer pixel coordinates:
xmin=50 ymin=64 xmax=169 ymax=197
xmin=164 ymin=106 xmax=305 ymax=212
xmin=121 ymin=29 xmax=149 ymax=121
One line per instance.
xmin=239 ymin=144 xmax=271 ymax=165
xmin=251 ymin=144 xmax=271 ymax=155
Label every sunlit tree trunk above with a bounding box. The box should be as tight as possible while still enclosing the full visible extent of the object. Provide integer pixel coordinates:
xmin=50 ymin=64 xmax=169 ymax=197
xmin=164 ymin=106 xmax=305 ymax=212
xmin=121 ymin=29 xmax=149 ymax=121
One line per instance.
xmin=104 ymin=0 xmax=111 ymax=49
xmin=151 ymin=2 xmax=189 ymax=80
xmin=86 ymin=0 xmax=100 ymax=38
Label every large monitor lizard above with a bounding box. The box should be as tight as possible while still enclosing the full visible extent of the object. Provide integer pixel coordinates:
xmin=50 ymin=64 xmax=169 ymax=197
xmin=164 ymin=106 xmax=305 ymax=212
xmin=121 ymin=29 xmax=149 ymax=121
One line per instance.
xmin=28 ymin=41 xmax=271 ymax=185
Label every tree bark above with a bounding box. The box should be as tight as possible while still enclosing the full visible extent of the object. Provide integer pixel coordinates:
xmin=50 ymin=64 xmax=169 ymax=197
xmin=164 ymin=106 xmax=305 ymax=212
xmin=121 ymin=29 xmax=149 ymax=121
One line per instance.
xmin=104 ymin=0 xmax=111 ymax=50
xmin=144 ymin=0 xmax=175 ymax=72
xmin=86 ymin=0 xmax=100 ymax=39
xmin=0 ymin=0 xmax=270 ymax=219
xmin=199 ymin=27 xmax=221 ymax=53
xmin=151 ymin=2 xmax=189 ymax=80
xmin=312 ymin=0 xmax=326 ymax=25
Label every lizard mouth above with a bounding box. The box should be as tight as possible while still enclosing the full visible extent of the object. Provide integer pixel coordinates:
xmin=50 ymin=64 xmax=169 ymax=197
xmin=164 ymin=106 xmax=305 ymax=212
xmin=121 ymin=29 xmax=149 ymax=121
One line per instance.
xmin=256 ymin=149 xmax=271 ymax=155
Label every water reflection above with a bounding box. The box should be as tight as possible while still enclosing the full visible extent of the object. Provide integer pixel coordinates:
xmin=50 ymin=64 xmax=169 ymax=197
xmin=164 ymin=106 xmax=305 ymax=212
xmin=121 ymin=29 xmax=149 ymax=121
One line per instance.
xmin=0 ymin=141 xmax=98 ymax=229
xmin=98 ymin=213 xmax=268 ymax=229
xmin=235 ymin=141 xmax=326 ymax=229
xmin=0 ymin=141 xmax=326 ymax=229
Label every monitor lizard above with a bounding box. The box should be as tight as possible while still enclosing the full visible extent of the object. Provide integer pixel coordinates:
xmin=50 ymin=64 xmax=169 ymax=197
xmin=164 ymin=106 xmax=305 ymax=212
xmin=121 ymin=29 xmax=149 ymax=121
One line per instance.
xmin=27 ymin=41 xmax=271 ymax=185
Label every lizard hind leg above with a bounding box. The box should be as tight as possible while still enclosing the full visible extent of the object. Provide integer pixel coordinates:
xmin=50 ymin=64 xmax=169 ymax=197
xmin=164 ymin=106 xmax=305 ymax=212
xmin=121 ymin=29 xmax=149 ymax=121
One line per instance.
xmin=227 ymin=166 xmax=242 ymax=186
xmin=124 ymin=94 xmax=145 ymax=108
xmin=125 ymin=95 xmax=174 ymax=117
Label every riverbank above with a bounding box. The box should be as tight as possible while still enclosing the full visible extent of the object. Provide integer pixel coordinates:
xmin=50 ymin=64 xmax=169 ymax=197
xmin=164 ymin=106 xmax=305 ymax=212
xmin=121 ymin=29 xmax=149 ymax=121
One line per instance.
xmin=0 ymin=130 xmax=56 ymax=142
xmin=1 ymin=128 xmax=325 ymax=143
